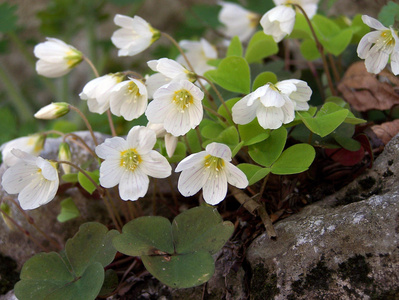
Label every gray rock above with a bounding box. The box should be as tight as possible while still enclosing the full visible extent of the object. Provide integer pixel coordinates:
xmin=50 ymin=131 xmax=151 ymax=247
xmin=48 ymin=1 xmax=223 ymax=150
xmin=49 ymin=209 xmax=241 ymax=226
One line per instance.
xmin=246 ymin=133 xmax=399 ymax=299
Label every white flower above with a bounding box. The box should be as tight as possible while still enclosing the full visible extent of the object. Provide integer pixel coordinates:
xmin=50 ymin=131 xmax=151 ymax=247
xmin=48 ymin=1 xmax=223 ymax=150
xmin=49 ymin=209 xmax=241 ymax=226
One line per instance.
xmin=232 ymin=79 xmax=311 ymax=129
xmin=260 ymin=5 xmax=296 ymax=43
xmin=34 ymin=38 xmax=82 ymax=78
xmin=1 ymin=134 xmax=45 ymax=167
xmin=109 ymin=78 xmax=148 ymax=121
xmin=95 ymin=126 xmax=171 ymax=201
xmin=357 ymin=15 xmax=399 ymax=75
xmin=218 ymin=1 xmax=259 ymax=41
xmin=176 ymin=142 xmax=248 ymax=205
xmin=34 ymin=102 xmax=70 ymax=119
xmin=176 ymin=38 xmax=217 ymax=76
xmin=79 ymin=73 xmax=124 ymax=114
xmin=145 ymin=79 xmax=204 ymax=136
xmin=147 ymin=123 xmax=178 ymax=157
xmin=146 ymin=58 xmax=196 ymax=98
xmin=111 ymin=14 xmax=160 ymax=57
xmin=275 ymin=79 xmax=312 ymax=111
xmin=1 ymin=149 xmax=59 ymax=210
xmin=273 ymin=0 xmax=319 ymax=19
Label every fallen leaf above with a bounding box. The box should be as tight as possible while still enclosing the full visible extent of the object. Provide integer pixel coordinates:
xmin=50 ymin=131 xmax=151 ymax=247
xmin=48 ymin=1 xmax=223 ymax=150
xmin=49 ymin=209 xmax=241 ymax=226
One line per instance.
xmin=337 ymin=62 xmax=399 ymax=111
xmin=370 ymin=119 xmax=399 ymax=145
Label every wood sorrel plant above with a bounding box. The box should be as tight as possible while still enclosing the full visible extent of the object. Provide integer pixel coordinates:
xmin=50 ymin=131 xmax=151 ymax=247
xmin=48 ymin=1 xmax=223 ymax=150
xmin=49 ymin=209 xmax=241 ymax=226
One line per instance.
xmin=1 ymin=0 xmax=398 ymax=298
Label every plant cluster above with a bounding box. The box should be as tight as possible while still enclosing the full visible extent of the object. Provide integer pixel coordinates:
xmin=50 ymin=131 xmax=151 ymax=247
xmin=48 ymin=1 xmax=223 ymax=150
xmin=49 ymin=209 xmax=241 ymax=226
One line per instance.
xmin=1 ymin=0 xmax=399 ymax=298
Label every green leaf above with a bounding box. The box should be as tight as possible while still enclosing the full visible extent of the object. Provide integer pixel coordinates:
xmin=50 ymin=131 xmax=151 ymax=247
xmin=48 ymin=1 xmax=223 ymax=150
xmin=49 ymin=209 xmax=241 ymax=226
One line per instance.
xmin=78 ymin=170 xmax=99 ymax=194
xmin=218 ymin=97 xmax=240 ymax=125
xmin=98 ymin=269 xmax=118 ymax=297
xmin=232 ymin=140 xmax=244 ymax=157
xmin=204 ymin=56 xmax=251 ymax=94
xmin=0 ymin=3 xmax=17 ymax=33
xmin=245 ymin=31 xmax=278 ymax=64
xmin=248 ymin=127 xmax=287 ymax=167
xmin=325 ymin=96 xmax=350 ymax=109
xmin=238 ymin=119 xmax=270 ymax=146
xmin=322 ymin=28 xmax=353 ymax=56
xmin=65 ymin=223 xmax=119 ymax=275
xmin=113 ymin=216 xmax=174 ymax=256
xmin=271 ymin=144 xmax=315 ymax=175
xmin=61 ymin=173 xmax=78 ymax=183
xmin=15 ymin=254 xmax=104 ymax=300
xmin=186 ymin=129 xmax=203 ymax=153
xmin=237 ymin=163 xmax=271 ymax=185
xmin=333 ymin=135 xmax=361 ymax=151
xmin=15 ymin=223 xmax=118 ymax=300
xmin=378 ymin=1 xmax=399 ymax=27
xmin=300 ymin=39 xmax=320 ymax=60
xmin=201 ymin=122 xmax=225 ymax=139
xmin=297 ymin=102 xmax=350 ymax=137
xmin=252 ymin=72 xmax=278 ymax=91
xmin=203 ymin=126 xmax=240 ymax=151
xmin=142 ymin=252 xmax=214 ymax=289
xmin=290 ymin=13 xmax=312 ymax=39
xmin=57 ymin=198 xmax=80 ymax=223
xmin=351 ymin=14 xmax=371 ymax=44
xmin=172 ymin=206 xmax=234 ymax=254
xmin=227 ymin=36 xmax=243 ymax=57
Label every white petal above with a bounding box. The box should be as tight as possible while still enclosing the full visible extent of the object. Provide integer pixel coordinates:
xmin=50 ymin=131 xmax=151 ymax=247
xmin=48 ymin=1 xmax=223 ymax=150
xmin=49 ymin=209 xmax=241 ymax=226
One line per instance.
xmin=95 ymin=137 xmax=127 ymax=159
xmin=202 ymin=171 xmax=228 ymax=205
xmin=99 ymin=159 xmax=124 ymax=188
xmin=118 ymin=168 xmax=149 ymax=201
xmin=256 ymin=105 xmax=285 ymax=129
xmin=165 ymin=134 xmax=178 ymax=157
xmin=37 ymin=157 xmax=58 ymax=181
xmin=1 ymin=162 xmax=37 ymax=194
xmin=232 ymin=95 xmax=259 ymax=125
xmin=225 ymin=162 xmax=248 ymax=188
xmin=206 ymin=143 xmax=232 ymax=161
xmin=177 ymin=164 xmax=208 ymax=197
xmin=18 ymin=177 xmax=58 ymax=210
xmin=390 ymin=51 xmax=399 ymax=75
xmin=176 ymin=151 xmax=207 ymax=172
xmin=140 ymin=151 xmax=171 ymax=178
xmin=362 ymin=15 xmax=387 ymax=31
xmin=357 ymin=32 xmax=380 ymax=59
xmin=127 ymin=126 xmax=156 ymax=153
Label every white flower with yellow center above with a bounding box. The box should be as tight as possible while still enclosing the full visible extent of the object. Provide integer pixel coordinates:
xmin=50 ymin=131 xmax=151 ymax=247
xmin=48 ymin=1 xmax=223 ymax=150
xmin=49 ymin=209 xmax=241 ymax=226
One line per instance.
xmin=1 ymin=134 xmax=45 ymax=167
xmin=357 ymin=15 xmax=399 ymax=75
xmin=34 ymin=38 xmax=83 ymax=78
xmin=79 ymin=73 xmax=124 ymax=114
xmin=176 ymin=38 xmax=217 ymax=76
xmin=261 ymin=0 xmax=319 ymax=43
xmin=1 ymin=149 xmax=59 ymax=210
xmin=111 ymin=14 xmax=160 ymax=57
xmin=176 ymin=143 xmax=248 ymax=205
xmin=146 ymin=58 xmax=196 ymax=98
xmin=109 ymin=78 xmax=148 ymax=121
xmin=232 ymin=79 xmax=311 ymax=129
xmin=218 ymin=1 xmax=260 ymax=41
xmin=145 ymin=79 xmax=204 ymax=136
xmin=95 ymin=126 xmax=171 ymax=201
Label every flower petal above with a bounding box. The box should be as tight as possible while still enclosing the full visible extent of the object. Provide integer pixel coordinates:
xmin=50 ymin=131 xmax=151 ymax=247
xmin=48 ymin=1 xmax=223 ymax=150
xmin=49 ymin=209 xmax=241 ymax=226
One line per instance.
xmin=140 ymin=151 xmax=171 ymax=178
xmin=202 ymin=171 xmax=228 ymax=205
xmin=118 ymin=168 xmax=149 ymax=200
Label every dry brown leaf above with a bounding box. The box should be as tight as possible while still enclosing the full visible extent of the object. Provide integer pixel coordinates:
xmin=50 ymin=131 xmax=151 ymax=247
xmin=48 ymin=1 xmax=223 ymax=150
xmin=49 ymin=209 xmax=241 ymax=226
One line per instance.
xmin=370 ymin=119 xmax=399 ymax=145
xmin=337 ymin=61 xmax=399 ymax=111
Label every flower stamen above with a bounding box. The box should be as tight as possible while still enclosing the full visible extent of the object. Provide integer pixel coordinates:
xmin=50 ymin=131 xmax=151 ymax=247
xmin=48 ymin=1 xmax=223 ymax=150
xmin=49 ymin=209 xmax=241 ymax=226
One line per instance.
xmin=173 ymin=89 xmax=193 ymax=113
xmin=120 ymin=149 xmax=142 ymax=171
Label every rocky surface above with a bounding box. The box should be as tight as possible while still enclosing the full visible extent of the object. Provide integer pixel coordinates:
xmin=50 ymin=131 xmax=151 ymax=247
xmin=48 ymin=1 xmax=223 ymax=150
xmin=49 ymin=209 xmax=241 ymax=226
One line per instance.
xmin=246 ymin=134 xmax=399 ymax=299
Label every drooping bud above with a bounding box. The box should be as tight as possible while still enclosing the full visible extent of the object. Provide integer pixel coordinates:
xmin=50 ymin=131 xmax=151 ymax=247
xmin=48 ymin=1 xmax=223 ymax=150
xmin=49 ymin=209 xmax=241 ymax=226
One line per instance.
xmin=58 ymin=142 xmax=72 ymax=174
xmin=34 ymin=102 xmax=70 ymax=120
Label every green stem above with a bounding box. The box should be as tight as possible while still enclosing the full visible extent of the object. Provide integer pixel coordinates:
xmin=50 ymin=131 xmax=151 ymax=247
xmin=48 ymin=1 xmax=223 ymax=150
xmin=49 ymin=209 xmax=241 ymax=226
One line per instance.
xmin=292 ymin=4 xmax=336 ymax=96
xmin=0 ymin=62 xmax=33 ymax=122
xmin=83 ymin=55 xmax=100 ymax=78
xmin=69 ymin=105 xmax=98 ymax=146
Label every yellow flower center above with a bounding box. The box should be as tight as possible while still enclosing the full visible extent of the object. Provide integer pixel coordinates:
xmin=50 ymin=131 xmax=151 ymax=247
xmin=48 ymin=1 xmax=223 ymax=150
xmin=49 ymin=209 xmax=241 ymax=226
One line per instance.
xmin=65 ymin=49 xmax=83 ymax=68
xmin=379 ymin=29 xmax=395 ymax=48
xmin=204 ymin=155 xmax=225 ymax=172
xmin=120 ymin=149 xmax=142 ymax=171
xmin=248 ymin=12 xmax=260 ymax=28
xmin=173 ymin=89 xmax=194 ymax=113
xmin=126 ymin=82 xmax=140 ymax=102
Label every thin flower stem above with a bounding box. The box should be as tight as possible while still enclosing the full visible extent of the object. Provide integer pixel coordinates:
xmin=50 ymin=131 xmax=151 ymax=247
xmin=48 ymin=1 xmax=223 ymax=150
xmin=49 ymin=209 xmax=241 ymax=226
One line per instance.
xmin=57 ymin=160 xmax=104 ymax=194
xmin=167 ymin=176 xmax=179 ymax=214
xmin=292 ymin=4 xmax=336 ymax=96
xmin=6 ymin=197 xmax=62 ymax=250
xmin=83 ymin=55 xmax=100 ymax=78
xmin=107 ymin=109 xmax=117 ymax=137
xmin=183 ymin=134 xmax=193 ymax=154
xmin=203 ymin=105 xmax=228 ymax=123
xmin=195 ymin=127 xmax=203 ymax=148
xmin=69 ymin=105 xmax=99 ymax=146
xmin=63 ymin=133 xmax=98 ymax=158
xmin=161 ymin=32 xmax=195 ymax=72
xmin=0 ymin=206 xmax=50 ymax=252
xmin=328 ymin=53 xmax=341 ymax=83
xmin=105 ymin=189 xmax=123 ymax=231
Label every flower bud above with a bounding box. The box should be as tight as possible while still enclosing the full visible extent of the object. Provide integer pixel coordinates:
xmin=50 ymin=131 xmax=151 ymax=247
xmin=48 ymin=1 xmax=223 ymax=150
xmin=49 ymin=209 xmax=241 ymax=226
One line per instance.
xmin=34 ymin=102 xmax=70 ymax=119
xmin=58 ymin=142 xmax=72 ymax=174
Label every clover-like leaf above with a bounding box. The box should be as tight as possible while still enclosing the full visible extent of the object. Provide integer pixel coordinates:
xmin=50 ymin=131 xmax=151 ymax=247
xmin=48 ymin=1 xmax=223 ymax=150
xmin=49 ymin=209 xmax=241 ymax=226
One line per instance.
xmin=57 ymin=197 xmax=80 ymax=223
xmin=237 ymin=163 xmax=271 ymax=185
xmin=238 ymin=120 xmax=270 ymax=146
xmin=172 ymin=206 xmax=234 ymax=255
xmin=112 ymin=216 xmax=174 ymax=256
xmin=204 ymin=56 xmax=251 ymax=94
xmin=245 ymin=31 xmax=278 ymax=63
xmin=271 ymin=144 xmax=315 ymax=175
xmin=15 ymin=223 xmax=118 ymax=300
xmin=77 ymin=170 xmax=99 ymax=195
xmin=227 ymin=36 xmax=243 ymax=57
xmin=142 ymin=252 xmax=215 ymax=289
